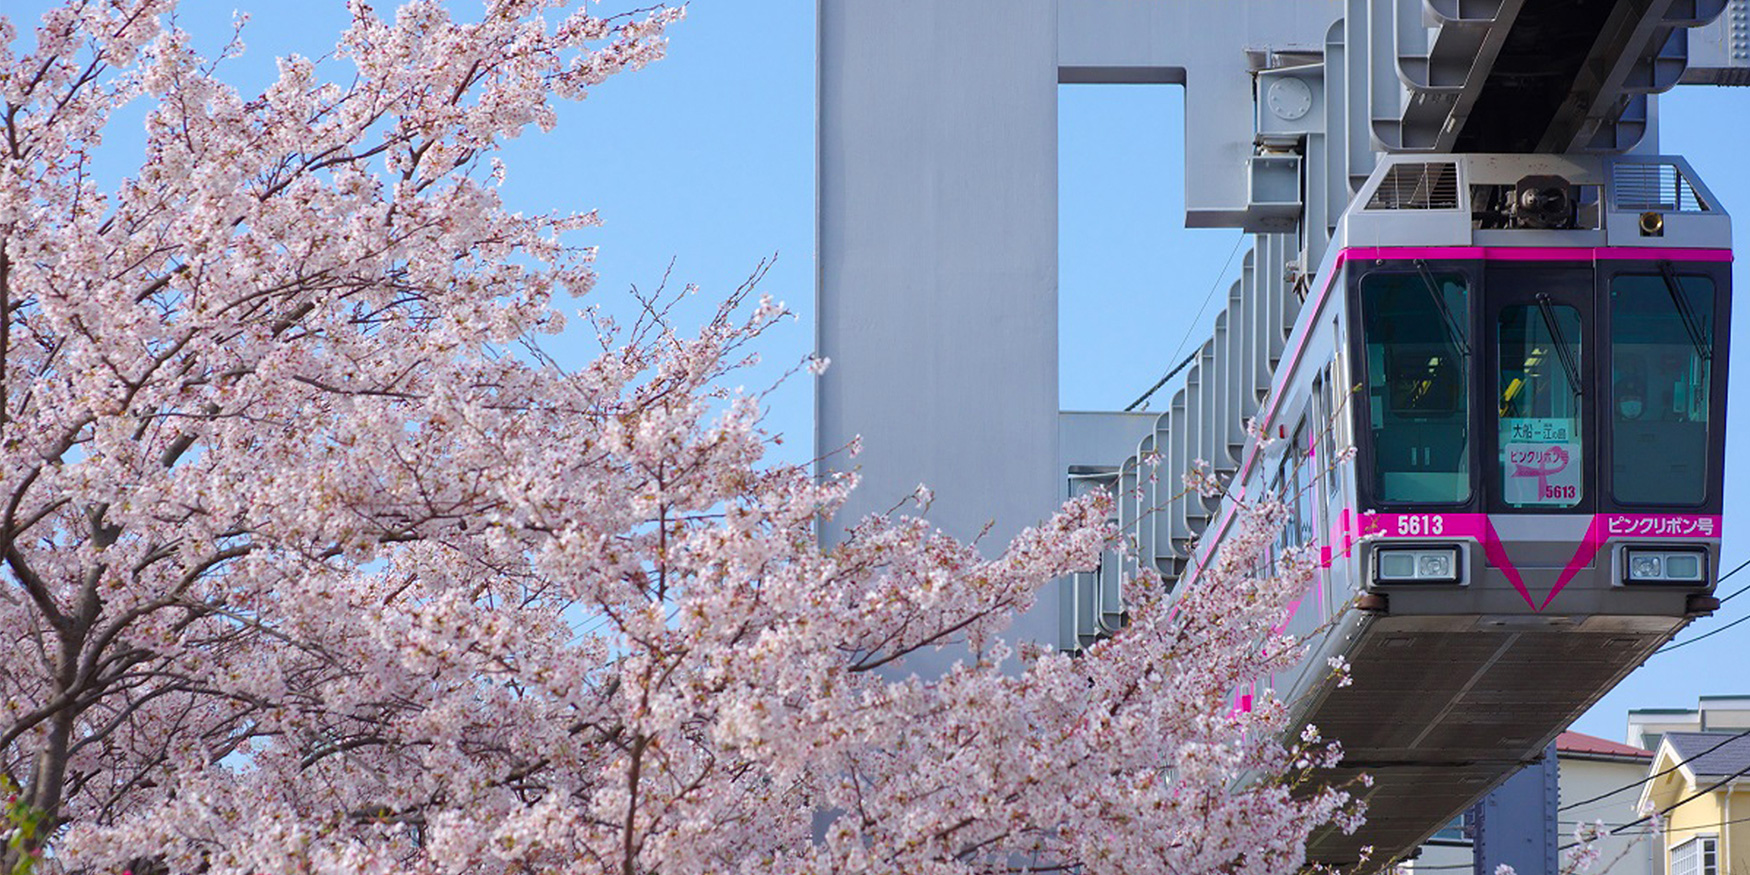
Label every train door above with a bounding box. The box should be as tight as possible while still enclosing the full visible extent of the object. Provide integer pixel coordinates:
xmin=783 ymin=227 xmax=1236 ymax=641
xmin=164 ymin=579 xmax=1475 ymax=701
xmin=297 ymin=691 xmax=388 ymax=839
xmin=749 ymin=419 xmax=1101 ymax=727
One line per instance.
xmin=1311 ymin=368 xmax=1332 ymax=622
xmin=1484 ymin=265 xmax=1597 ymax=513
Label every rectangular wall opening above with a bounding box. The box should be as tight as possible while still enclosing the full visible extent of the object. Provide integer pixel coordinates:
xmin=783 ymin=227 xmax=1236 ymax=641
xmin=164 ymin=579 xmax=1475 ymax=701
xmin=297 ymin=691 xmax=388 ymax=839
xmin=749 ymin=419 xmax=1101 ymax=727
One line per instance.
xmin=1058 ymin=84 xmax=1244 ymax=414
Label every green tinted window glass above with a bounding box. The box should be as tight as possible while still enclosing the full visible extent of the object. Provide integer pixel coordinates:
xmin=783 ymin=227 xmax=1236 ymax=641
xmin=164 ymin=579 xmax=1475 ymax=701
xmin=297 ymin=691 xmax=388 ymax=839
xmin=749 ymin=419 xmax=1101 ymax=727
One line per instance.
xmin=1361 ymin=272 xmax=1470 ymax=503
xmin=1498 ymin=303 xmax=1583 ymax=508
xmin=1610 ymin=274 xmax=1713 ymax=505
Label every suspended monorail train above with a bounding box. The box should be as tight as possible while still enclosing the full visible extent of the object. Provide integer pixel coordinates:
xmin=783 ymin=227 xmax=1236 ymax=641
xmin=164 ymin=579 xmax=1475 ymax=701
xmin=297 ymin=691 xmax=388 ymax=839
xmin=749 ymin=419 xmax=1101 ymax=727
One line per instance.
xmin=1075 ymin=153 xmax=1731 ymax=864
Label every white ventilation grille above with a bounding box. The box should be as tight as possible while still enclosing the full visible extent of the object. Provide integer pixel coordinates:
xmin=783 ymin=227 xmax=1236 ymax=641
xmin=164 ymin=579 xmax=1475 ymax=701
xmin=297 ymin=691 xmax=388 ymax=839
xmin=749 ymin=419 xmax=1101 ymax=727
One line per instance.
xmin=1613 ymin=162 xmax=1709 ymax=212
xmin=1366 ymin=162 xmax=1461 ymax=210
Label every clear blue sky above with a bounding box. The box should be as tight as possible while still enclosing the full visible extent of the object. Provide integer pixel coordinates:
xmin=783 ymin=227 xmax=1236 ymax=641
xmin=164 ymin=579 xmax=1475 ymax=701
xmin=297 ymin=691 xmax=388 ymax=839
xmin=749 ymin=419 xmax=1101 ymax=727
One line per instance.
xmin=8 ymin=0 xmax=1749 ymax=742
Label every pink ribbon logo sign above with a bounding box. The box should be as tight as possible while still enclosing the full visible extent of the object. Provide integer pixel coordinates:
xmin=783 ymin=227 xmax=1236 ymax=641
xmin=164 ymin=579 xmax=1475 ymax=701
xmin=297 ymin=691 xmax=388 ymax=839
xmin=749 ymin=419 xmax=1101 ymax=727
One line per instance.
xmin=1510 ymin=445 xmax=1570 ymax=499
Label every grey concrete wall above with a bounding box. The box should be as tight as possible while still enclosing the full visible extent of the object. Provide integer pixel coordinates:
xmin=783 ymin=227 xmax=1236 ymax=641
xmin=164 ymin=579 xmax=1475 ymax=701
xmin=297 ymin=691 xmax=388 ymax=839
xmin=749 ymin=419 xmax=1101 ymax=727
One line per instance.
xmin=1058 ymin=412 xmax=1159 ymax=490
xmin=814 ymin=0 xmax=1343 ymax=659
xmin=816 ymin=1 xmax=1063 ymax=657
xmin=1057 ymin=0 xmax=1343 ymax=227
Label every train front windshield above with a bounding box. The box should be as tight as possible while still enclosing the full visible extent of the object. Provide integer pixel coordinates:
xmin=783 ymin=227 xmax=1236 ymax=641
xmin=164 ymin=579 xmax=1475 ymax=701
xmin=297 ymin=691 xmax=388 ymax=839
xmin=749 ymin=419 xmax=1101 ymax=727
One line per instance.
xmin=1361 ymin=271 xmax=1471 ymax=505
xmin=1608 ymin=272 xmax=1715 ymax=505
xmin=1352 ymin=258 xmax=1728 ymax=515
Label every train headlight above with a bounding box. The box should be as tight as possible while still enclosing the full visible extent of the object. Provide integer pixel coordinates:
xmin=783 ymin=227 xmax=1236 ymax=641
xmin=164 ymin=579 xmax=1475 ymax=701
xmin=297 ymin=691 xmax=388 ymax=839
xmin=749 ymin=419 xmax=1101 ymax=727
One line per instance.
xmin=1624 ymin=549 xmax=1707 ymax=583
xmin=1629 ymin=554 xmax=1661 ymax=579
xmin=1374 ymin=546 xmax=1461 ymax=583
xmin=1418 ymin=552 xmax=1454 ymax=579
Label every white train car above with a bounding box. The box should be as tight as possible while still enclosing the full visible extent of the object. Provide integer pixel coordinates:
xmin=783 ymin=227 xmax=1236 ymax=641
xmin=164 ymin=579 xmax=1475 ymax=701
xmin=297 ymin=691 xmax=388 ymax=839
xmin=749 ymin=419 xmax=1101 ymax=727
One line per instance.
xmin=1074 ymin=153 xmax=1732 ymax=864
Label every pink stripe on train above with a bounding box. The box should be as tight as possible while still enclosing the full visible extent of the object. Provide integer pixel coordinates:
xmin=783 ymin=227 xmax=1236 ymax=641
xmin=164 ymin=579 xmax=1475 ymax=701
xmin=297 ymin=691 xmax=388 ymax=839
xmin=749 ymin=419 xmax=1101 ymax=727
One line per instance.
xmin=1338 ymin=246 xmax=1734 ymax=264
xmin=1359 ymin=512 xmax=1722 ymax=610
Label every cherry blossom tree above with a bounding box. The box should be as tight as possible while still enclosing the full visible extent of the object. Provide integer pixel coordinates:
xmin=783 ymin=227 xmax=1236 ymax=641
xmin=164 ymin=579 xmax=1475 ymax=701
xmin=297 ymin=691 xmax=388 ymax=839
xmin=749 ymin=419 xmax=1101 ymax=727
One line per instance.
xmin=1 ymin=2 xmax=1358 ymax=873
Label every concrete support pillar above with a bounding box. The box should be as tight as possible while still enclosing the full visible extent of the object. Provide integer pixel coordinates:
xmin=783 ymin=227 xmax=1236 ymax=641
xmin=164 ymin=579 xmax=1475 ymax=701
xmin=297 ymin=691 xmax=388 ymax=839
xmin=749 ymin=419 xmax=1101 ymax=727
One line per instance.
xmin=1472 ymin=742 xmax=1560 ymax=875
xmin=816 ymin=1 xmax=1064 ymax=659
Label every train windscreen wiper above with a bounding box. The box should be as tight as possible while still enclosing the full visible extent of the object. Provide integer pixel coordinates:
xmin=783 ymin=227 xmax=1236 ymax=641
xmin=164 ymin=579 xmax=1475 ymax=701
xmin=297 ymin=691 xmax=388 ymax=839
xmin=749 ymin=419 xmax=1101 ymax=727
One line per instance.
xmin=1658 ymin=261 xmax=1712 ymax=363
xmin=1535 ymin=292 xmax=1583 ymax=397
xmin=1415 ymin=260 xmax=1471 ymax=357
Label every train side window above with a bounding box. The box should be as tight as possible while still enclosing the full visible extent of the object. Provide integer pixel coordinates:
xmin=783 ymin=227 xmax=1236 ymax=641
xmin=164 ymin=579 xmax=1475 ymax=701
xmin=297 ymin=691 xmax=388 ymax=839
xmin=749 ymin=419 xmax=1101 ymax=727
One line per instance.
xmin=1269 ymin=464 xmax=1288 ymax=574
xmin=1610 ymin=273 xmax=1714 ymax=505
xmin=1312 ymin=373 xmax=1333 ymax=521
xmin=1360 ymin=272 xmax=1471 ymax=504
xmin=1294 ymin=419 xmax=1317 ymax=548
xmin=1498 ymin=303 xmax=1583 ymax=508
xmin=1322 ymin=361 xmax=1344 ymax=500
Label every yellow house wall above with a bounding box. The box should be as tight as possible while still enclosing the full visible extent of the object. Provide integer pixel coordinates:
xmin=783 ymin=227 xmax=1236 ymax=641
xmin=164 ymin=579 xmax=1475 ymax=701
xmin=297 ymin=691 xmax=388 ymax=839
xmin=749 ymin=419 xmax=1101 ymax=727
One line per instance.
xmin=1662 ymin=787 xmax=1750 ymax=874
xmin=1665 ymin=790 xmax=1722 ymax=873
xmin=1728 ymin=789 xmax=1750 ymax=875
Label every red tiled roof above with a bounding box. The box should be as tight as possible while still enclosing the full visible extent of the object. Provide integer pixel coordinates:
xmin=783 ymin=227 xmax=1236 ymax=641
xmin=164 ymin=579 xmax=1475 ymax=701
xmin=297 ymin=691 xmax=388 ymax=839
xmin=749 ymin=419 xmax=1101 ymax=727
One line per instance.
xmin=1557 ymin=731 xmax=1652 ymax=759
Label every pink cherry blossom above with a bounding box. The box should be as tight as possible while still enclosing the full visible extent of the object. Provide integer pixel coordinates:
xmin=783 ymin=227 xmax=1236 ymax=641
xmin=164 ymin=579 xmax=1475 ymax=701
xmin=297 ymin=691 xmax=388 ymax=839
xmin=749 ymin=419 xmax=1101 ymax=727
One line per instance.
xmin=2 ymin=3 xmax=1359 ymax=873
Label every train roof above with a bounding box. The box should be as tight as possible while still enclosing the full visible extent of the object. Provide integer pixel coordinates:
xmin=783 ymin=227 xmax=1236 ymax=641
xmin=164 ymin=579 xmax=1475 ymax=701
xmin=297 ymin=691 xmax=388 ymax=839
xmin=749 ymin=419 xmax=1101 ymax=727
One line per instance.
xmin=1327 ymin=153 xmax=1733 ymax=260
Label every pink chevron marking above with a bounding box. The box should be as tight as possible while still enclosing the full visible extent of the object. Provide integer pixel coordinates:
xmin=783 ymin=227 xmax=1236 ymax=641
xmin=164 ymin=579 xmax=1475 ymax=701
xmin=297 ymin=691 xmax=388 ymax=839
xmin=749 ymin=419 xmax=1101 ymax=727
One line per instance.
xmin=1477 ymin=518 xmax=1536 ymax=610
xmin=1540 ymin=514 xmax=1723 ymax=608
xmin=1361 ymin=512 xmax=1537 ymax=610
xmin=1542 ymin=515 xmax=1605 ymax=610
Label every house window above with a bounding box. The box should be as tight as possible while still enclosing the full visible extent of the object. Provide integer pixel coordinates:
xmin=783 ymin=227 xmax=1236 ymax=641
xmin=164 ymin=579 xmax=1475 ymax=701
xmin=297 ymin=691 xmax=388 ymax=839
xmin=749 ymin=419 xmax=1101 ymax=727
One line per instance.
xmin=1427 ymin=814 xmax=1471 ymax=846
xmin=1671 ymin=835 xmax=1718 ymax=875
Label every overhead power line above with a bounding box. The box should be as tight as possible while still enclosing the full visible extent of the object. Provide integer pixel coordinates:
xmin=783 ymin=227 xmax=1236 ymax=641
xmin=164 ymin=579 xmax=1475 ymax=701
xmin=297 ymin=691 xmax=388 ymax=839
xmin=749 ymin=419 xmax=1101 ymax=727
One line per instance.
xmin=1558 ymin=727 xmax=1750 ymax=812
xmin=1125 ymin=348 xmax=1200 ymax=412
xmin=1579 ymin=755 xmax=1750 ymax=847
xmin=1715 ymin=556 xmax=1750 ymax=602
xmin=1659 ymin=612 xmax=1750 ymax=655
xmin=1599 ymin=809 xmax=1750 ymax=837
xmin=1407 ymin=745 xmax=1750 ymax=858
xmin=1126 ymin=234 xmax=1246 ymax=412
xmin=1651 ymin=556 xmax=1750 ymax=655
